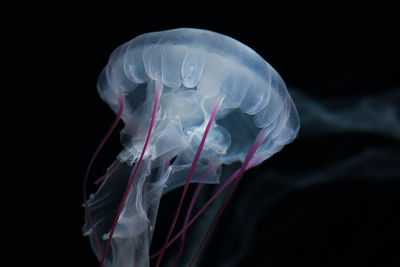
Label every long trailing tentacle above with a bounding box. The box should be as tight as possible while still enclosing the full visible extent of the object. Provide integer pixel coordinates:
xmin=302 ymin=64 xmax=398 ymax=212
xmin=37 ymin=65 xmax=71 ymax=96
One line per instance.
xmin=155 ymin=96 xmax=224 ymax=267
xmin=189 ymin=127 xmax=269 ymax=266
xmin=83 ymin=97 xmax=124 ymax=259
xmin=150 ymin=128 xmax=269 ymax=262
xmin=171 ymin=183 xmax=204 ymax=267
xmin=100 ymin=81 xmax=163 ymax=267
xmin=150 ymin=169 xmax=240 ymax=260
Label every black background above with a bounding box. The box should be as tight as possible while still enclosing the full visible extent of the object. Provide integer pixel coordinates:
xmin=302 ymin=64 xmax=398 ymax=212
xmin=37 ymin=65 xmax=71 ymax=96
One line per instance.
xmin=11 ymin=4 xmax=399 ymax=267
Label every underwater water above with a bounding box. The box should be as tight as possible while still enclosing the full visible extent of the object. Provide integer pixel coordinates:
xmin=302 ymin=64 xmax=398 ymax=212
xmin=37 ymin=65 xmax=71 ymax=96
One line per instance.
xmin=13 ymin=9 xmax=399 ymax=267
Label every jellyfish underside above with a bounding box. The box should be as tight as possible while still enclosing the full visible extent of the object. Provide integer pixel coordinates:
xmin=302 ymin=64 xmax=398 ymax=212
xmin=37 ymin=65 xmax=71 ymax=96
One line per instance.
xmin=83 ymin=28 xmax=299 ymax=267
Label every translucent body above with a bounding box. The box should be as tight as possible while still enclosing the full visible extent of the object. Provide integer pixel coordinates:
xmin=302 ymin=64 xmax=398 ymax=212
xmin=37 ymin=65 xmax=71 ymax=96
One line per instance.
xmin=83 ymin=28 xmax=299 ymax=266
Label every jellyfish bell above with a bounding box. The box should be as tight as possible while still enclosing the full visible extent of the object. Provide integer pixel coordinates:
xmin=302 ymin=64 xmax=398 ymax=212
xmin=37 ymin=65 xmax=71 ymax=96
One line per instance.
xmin=83 ymin=28 xmax=299 ymax=267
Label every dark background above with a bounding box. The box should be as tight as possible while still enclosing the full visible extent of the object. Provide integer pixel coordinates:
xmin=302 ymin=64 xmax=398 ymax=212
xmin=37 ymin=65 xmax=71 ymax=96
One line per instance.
xmin=11 ymin=5 xmax=399 ymax=267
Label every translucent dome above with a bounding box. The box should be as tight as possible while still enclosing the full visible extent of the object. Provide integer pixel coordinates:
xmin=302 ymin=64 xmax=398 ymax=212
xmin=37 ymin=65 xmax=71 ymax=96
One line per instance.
xmin=84 ymin=28 xmax=300 ymax=267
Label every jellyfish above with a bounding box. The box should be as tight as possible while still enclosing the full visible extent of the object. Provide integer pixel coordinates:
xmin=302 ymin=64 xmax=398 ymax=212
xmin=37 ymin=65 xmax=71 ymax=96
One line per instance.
xmin=82 ymin=28 xmax=300 ymax=267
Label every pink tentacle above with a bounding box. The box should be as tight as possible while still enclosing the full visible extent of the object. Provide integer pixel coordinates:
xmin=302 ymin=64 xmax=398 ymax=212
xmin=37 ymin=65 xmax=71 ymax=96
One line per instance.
xmin=171 ymin=183 xmax=204 ymax=267
xmin=189 ymin=128 xmax=269 ymax=266
xmin=150 ymin=128 xmax=269 ymax=261
xmin=100 ymin=82 xmax=163 ymax=267
xmin=155 ymin=96 xmax=224 ymax=267
xmin=83 ymin=97 xmax=124 ymax=258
